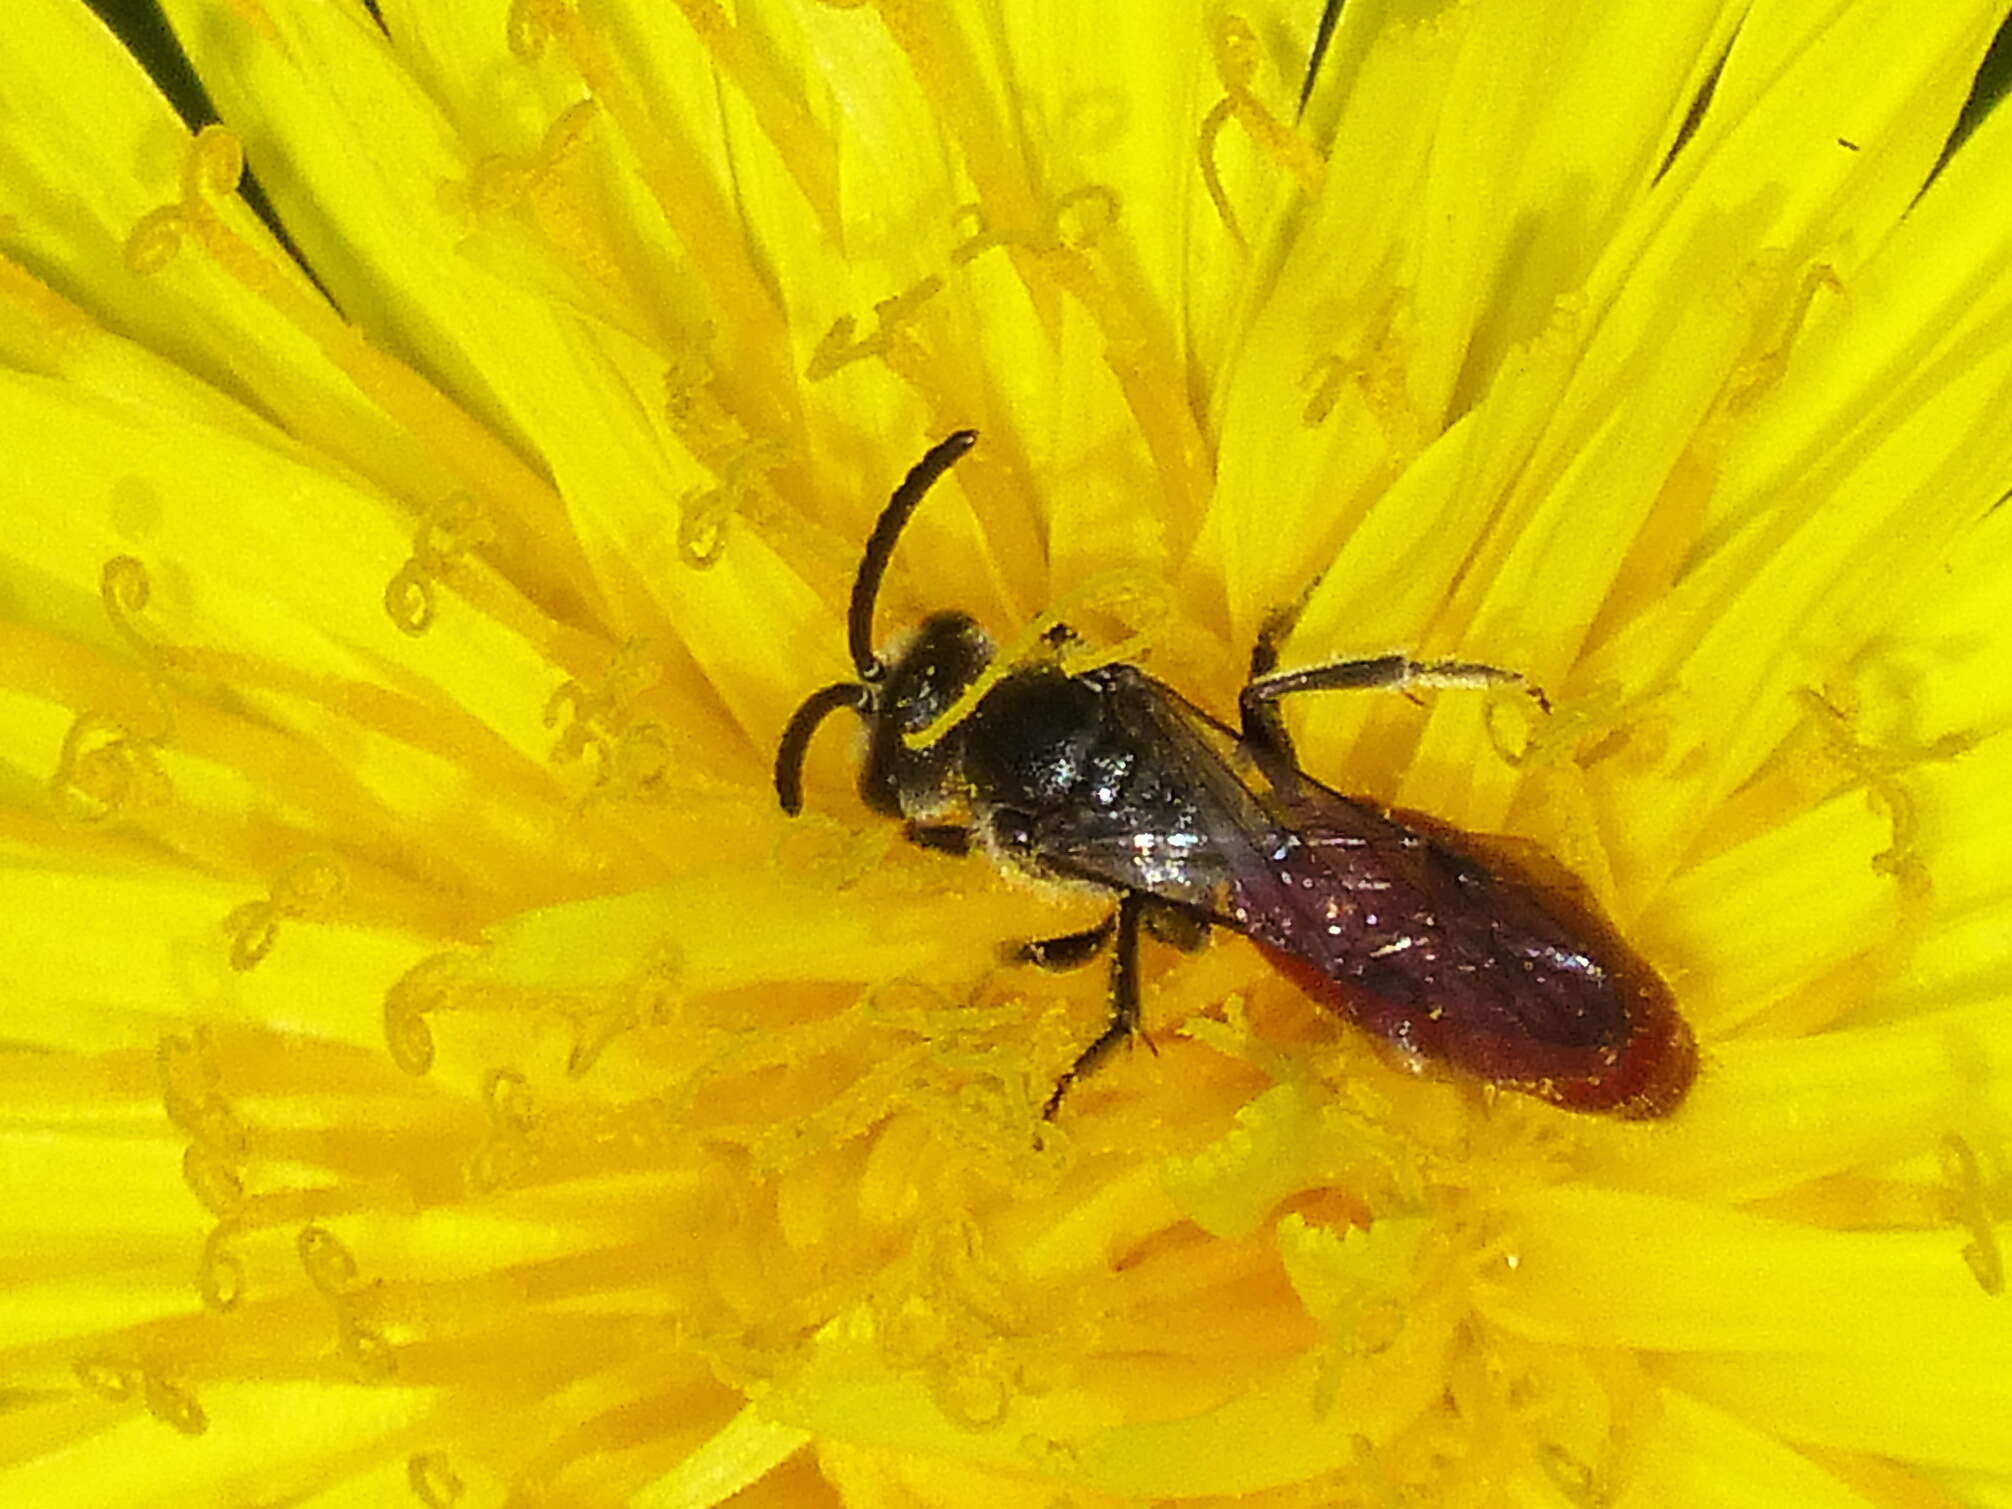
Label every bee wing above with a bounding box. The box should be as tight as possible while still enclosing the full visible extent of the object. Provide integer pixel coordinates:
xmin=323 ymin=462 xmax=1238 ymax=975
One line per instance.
xmin=1015 ymin=665 xmax=1437 ymax=930
xmin=1108 ymin=670 xmax=1641 ymax=1055
xmin=1017 ymin=666 xmax=1691 ymax=1113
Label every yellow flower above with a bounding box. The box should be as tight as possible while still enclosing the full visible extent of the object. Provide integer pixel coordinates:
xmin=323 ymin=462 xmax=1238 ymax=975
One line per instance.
xmin=4 ymin=0 xmax=2012 ymax=1503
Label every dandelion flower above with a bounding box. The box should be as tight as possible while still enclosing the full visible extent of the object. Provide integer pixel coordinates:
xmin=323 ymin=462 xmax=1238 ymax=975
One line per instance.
xmin=3 ymin=0 xmax=2012 ymax=1504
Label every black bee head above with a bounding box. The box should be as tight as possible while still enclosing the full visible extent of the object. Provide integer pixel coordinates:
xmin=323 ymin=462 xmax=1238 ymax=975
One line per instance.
xmin=771 ymin=431 xmax=984 ymax=820
xmin=858 ymin=611 xmax=994 ymax=818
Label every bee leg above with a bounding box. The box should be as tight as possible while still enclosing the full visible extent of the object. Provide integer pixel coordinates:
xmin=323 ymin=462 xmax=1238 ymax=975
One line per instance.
xmin=1011 ymin=912 xmax=1116 ymax=971
xmin=904 ymin=821 xmax=973 ymax=856
xmin=1240 ymin=639 xmax=1548 ymax=761
xmin=1141 ymin=900 xmax=1209 ymax=954
xmin=1241 ymin=608 xmax=1311 ymax=766
xmin=1042 ymin=892 xmax=1144 ymax=1119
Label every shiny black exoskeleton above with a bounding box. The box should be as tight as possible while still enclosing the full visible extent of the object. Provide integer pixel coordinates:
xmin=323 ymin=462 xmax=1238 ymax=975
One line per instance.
xmin=775 ymin=432 xmax=1696 ymax=1120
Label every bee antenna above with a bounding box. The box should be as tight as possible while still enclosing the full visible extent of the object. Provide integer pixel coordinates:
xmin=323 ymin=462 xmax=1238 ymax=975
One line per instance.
xmin=848 ymin=429 xmax=979 ymax=680
xmin=774 ymin=682 xmax=872 ymax=814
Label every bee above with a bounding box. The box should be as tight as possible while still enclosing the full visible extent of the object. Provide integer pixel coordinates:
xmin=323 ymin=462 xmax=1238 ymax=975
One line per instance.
xmin=775 ymin=431 xmax=1696 ymax=1119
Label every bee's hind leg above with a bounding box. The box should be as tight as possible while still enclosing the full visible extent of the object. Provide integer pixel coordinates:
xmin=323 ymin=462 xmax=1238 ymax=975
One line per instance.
xmin=1239 ymin=607 xmax=1307 ymax=765
xmin=1240 ymin=609 xmax=1547 ymax=766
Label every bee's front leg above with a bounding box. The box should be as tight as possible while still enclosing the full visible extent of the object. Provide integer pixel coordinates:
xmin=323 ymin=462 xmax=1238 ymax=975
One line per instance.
xmin=903 ymin=821 xmax=974 ymax=856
